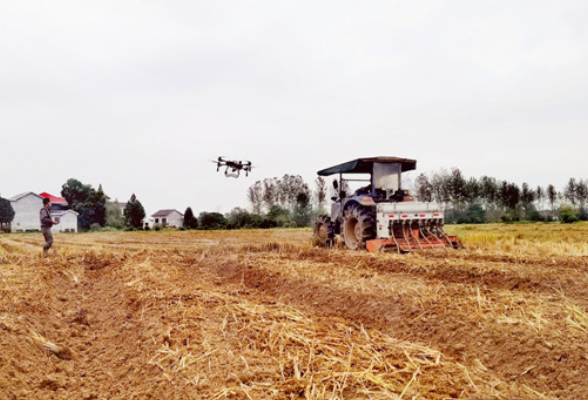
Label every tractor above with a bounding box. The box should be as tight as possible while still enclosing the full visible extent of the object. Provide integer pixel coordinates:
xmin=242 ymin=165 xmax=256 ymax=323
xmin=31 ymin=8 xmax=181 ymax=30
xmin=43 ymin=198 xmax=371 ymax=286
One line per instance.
xmin=313 ymin=157 xmax=461 ymax=252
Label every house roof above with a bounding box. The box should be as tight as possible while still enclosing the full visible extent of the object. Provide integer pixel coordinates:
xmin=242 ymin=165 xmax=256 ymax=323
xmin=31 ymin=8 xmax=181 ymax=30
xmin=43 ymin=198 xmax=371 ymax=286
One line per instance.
xmin=40 ymin=192 xmax=68 ymax=204
xmin=152 ymin=209 xmax=183 ymax=217
xmin=9 ymin=192 xmax=43 ymax=202
xmin=317 ymin=157 xmax=417 ymax=176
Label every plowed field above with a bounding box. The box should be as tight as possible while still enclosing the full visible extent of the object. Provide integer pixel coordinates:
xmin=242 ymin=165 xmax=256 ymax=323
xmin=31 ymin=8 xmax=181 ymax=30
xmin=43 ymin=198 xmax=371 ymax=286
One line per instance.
xmin=1 ymin=224 xmax=588 ymax=399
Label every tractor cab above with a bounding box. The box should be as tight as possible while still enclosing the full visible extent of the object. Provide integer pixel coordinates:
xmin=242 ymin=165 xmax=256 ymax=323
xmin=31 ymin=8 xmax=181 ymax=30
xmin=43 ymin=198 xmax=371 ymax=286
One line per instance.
xmin=318 ymin=157 xmax=416 ymax=206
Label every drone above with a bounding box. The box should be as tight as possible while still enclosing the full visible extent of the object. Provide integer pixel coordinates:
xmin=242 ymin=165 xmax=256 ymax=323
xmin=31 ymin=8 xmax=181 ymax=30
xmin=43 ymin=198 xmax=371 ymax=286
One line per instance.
xmin=214 ymin=156 xmax=254 ymax=178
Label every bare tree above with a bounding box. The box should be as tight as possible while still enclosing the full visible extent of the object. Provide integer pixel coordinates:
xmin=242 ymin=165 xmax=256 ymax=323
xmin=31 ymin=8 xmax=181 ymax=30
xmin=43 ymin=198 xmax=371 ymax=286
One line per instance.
xmin=262 ymin=178 xmax=278 ymax=211
xmin=414 ymin=173 xmax=433 ymax=202
xmin=448 ymin=168 xmax=467 ymax=205
xmin=430 ymin=169 xmax=451 ymax=209
xmin=547 ymin=184 xmax=557 ymax=214
xmin=575 ymin=179 xmax=588 ymax=209
xmin=521 ymin=183 xmax=535 ymax=216
xmin=497 ymin=181 xmax=520 ymax=211
xmin=314 ymin=176 xmax=327 ymax=211
xmin=465 ymin=177 xmax=481 ymax=204
xmin=479 ymin=176 xmax=498 ymax=211
xmin=278 ymin=175 xmax=310 ymax=211
xmin=535 ymin=186 xmax=544 ymax=211
xmin=247 ymin=181 xmax=264 ymax=215
xmin=564 ymin=178 xmax=577 ymax=206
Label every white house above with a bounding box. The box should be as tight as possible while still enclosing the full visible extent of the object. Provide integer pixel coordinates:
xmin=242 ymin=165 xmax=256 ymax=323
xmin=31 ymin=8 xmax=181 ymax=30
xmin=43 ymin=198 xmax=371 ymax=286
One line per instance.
xmin=147 ymin=209 xmax=184 ymax=229
xmin=9 ymin=192 xmax=44 ymax=232
xmin=9 ymin=192 xmax=79 ymax=233
xmin=52 ymin=210 xmax=79 ymax=233
xmin=39 ymin=192 xmax=78 ymax=232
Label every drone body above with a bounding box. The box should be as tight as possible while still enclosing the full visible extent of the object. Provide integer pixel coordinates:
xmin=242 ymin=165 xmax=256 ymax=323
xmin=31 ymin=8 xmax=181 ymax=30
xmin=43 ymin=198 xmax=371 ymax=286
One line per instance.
xmin=215 ymin=156 xmax=253 ymax=178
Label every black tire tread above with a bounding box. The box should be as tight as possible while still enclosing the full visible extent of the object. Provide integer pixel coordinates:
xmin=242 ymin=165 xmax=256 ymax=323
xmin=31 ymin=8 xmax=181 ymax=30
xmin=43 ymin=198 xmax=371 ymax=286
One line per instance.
xmin=343 ymin=204 xmax=376 ymax=250
xmin=313 ymin=215 xmax=335 ymax=247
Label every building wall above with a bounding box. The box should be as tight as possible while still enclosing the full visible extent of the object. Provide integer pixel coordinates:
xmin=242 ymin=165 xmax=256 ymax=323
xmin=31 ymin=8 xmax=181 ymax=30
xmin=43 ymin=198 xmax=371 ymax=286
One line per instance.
xmin=144 ymin=217 xmax=154 ymax=229
xmin=149 ymin=211 xmax=184 ymax=228
xmin=165 ymin=211 xmax=184 ymax=228
xmin=11 ymin=194 xmax=43 ymax=232
xmin=53 ymin=212 xmax=78 ymax=233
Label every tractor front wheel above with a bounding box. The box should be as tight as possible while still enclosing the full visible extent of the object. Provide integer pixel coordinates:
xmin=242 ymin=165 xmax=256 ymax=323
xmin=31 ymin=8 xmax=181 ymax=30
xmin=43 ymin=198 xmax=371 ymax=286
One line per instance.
xmin=313 ymin=215 xmax=335 ymax=247
xmin=343 ymin=204 xmax=376 ymax=250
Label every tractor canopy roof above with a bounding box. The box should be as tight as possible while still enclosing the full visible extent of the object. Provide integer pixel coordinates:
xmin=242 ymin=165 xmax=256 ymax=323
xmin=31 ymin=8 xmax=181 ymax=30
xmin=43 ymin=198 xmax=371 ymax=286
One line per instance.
xmin=317 ymin=157 xmax=417 ymax=176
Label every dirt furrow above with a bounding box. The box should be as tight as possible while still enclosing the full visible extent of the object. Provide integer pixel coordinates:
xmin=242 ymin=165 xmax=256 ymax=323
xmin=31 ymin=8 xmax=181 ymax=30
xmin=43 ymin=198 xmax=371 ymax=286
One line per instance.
xmin=209 ymin=258 xmax=588 ymax=400
xmin=255 ymin=246 xmax=588 ymax=301
xmin=0 ymin=257 xmax=194 ymax=400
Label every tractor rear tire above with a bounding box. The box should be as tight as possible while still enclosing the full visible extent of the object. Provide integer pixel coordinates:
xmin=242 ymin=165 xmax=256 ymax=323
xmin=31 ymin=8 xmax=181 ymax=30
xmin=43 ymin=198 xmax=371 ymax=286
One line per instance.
xmin=313 ymin=215 xmax=335 ymax=247
xmin=343 ymin=204 xmax=376 ymax=250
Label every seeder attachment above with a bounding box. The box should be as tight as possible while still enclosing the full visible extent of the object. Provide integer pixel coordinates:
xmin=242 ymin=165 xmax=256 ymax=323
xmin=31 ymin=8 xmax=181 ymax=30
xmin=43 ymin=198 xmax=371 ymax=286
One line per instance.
xmin=367 ymin=218 xmax=461 ymax=253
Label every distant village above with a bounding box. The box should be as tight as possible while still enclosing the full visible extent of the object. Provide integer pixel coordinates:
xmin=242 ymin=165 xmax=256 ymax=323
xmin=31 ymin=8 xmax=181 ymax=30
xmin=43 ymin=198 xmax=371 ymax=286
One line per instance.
xmin=4 ymin=191 xmax=183 ymax=233
xmin=0 ymin=174 xmax=320 ymax=234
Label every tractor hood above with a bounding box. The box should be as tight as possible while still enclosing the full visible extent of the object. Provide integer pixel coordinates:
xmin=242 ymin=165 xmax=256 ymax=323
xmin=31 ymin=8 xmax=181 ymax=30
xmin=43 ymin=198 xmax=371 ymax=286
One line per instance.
xmin=317 ymin=157 xmax=417 ymax=176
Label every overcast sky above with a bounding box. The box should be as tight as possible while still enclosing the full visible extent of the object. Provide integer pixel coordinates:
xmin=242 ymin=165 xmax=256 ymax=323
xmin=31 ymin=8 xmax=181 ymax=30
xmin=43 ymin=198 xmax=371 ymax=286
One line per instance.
xmin=1 ymin=1 xmax=587 ymax=214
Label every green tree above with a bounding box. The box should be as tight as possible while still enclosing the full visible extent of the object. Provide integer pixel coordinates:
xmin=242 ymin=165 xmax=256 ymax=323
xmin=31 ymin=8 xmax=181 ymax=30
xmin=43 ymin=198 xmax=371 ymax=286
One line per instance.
xmin=105 ymin=201 xmax=124 ymax=228
xmin=559 ymin=205 xmax=579 ymax=223
xmin=0 ymin=196 xmax=15 ymax=231
xmin=123 ymin=194 xmax=146 ymax=230
xmin=198 ymin=212 xmax=227 ymax=230
xmin=293 ymin=192 xmax=312 ymax=227
xmin=61 ymin=178 xmax=109 ymax=230
xmin=93 ymin=185 xmax=108 ymax=226
xmin=267 ymin=204 xmax=291 ymax=227
xmin=61 ymin=178 xmax=90 ymax=207
xmin=225 ymin=207 xmax=257 ymax=229
xmin=183 ymin=207 xmax=198 ymax=229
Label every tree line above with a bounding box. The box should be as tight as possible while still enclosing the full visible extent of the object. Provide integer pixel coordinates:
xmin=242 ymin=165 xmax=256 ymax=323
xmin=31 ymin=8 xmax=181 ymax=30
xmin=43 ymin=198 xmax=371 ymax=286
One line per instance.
xmin=412 ymin=169 xmax=588 ymax=223
xmin=57 ymin=175 xmax=324 ymax=231
xmin=2 ymin=170 xmax=587 ymax=232
xmin=181 ymin=174 xmax=327 ymax=230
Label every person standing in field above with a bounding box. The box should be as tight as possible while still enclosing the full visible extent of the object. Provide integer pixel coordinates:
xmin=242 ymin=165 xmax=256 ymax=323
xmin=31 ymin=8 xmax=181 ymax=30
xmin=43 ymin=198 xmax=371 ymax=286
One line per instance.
xmin=40 ymin=198 xmax=57 ymax=255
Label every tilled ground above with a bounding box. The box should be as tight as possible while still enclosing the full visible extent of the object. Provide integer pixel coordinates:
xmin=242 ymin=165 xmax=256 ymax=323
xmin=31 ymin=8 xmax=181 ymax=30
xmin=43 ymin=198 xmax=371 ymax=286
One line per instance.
xmin=1 ymin=226 xmax=587 ymax=399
